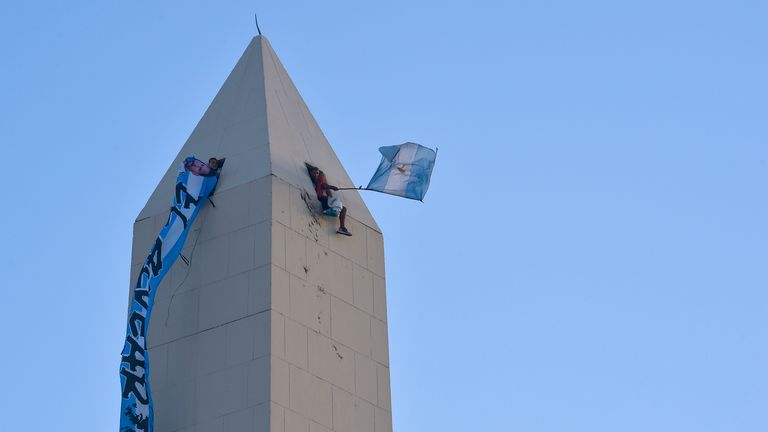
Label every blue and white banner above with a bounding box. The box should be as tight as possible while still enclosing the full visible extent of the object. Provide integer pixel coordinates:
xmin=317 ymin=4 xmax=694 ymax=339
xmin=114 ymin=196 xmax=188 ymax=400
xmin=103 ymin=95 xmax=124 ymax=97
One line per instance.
xmin=366 ymin=142 xmax=436 ymax=201
xmin=119 ymin=157 xmax=220 ymax=432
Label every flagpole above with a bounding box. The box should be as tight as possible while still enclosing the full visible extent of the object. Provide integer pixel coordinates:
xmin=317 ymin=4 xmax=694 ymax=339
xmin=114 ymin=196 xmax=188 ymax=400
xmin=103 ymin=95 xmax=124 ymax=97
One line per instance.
xmin=336 ymin=187 xmax=426 ymax=202
xmin=334 ymin=186 xmax=368 ymax=191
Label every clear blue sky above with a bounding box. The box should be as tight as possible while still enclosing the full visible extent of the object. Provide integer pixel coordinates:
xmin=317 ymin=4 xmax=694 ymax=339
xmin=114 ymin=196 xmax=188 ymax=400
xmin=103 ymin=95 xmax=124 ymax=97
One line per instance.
xmin=1 ymin=1 xmax=766 ymax=431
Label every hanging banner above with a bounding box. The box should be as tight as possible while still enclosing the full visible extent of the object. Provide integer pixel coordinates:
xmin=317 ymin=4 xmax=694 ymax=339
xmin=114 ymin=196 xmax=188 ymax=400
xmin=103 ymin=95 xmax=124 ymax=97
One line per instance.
xmin=119 ymin=157 xmax=221 ymax=432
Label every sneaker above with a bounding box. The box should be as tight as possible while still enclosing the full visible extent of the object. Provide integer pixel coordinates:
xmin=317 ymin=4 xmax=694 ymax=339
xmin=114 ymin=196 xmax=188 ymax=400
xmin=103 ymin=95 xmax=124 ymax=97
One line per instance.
xmin=336 ymin=227 xmax=352 ymax=236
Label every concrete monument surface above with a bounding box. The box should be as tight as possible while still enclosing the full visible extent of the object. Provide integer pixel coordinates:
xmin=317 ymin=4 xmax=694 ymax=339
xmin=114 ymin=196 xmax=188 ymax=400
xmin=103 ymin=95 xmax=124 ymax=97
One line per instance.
xmin=128 ymin=36 xmax=392 ymax=432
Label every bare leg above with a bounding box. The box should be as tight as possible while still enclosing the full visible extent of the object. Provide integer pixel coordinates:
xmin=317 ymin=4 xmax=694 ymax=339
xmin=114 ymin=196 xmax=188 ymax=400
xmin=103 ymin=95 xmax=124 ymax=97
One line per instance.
xmin=339 ymin=206 xmax=347 ymax=229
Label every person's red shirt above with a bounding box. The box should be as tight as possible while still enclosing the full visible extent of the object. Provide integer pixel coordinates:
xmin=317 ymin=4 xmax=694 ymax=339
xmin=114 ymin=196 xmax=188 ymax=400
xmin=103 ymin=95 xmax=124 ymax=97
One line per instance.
xmin=315 ymin=174 xmax=329 ymax=198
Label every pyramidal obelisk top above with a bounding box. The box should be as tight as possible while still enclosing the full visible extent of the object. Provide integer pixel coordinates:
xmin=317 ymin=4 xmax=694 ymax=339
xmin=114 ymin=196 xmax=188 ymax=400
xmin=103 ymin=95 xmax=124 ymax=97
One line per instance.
xmin=138 ymin=36 xmax=379 ymax=232
xmin=130 ymin=36 xmax=392 ymax=432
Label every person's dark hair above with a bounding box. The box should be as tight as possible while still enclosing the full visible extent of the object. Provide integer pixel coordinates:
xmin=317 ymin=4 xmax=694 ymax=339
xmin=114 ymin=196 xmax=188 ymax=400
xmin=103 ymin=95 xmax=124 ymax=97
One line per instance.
xmin=305 ymin=163 xmax=321 ymax=185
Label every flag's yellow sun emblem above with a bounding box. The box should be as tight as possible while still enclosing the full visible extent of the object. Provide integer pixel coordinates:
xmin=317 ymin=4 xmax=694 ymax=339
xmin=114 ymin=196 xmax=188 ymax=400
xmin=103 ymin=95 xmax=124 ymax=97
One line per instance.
xmin=396 ymin=164 xmax=408 ymax=174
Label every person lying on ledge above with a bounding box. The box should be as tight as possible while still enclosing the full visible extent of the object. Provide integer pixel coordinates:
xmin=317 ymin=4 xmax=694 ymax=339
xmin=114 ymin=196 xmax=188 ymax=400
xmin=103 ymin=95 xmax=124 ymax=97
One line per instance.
xmin=307 ymin=164 xmax=351 ymax=236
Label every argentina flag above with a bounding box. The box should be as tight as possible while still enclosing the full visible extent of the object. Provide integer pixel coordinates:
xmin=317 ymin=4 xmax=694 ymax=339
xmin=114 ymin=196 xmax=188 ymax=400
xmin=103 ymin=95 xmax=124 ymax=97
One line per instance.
xmin=366 ymin=142 xmax=436 ymax=201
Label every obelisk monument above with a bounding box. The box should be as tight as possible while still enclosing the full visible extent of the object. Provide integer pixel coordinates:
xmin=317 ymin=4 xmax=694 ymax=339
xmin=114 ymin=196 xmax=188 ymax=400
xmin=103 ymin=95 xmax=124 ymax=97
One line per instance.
xmin=128 ymin=36 xmax=392 ymax=432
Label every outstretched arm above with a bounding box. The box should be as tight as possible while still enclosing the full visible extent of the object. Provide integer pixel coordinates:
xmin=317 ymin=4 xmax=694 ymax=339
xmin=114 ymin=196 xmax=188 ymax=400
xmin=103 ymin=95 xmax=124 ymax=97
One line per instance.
xmin=320 ymin=183 xmax=339 ymax=191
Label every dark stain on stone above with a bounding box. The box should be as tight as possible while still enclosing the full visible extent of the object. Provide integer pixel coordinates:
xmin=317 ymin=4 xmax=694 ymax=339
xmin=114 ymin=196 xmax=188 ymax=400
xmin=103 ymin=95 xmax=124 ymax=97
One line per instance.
xmin=332 ymin=344 xmax=343 ymax=360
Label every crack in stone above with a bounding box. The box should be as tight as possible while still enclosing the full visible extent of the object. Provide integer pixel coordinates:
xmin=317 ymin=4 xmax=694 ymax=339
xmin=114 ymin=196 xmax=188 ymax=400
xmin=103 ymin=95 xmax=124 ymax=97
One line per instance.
xmin=332 ymin=344 xmax=343 ymax=360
